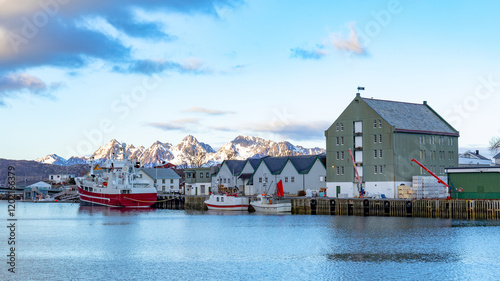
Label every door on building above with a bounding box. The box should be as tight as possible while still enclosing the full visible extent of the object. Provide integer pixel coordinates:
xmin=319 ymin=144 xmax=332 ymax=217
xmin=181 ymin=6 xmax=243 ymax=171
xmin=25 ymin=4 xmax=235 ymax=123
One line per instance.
xmin=336 ymin=186 xmax=341 ymax=197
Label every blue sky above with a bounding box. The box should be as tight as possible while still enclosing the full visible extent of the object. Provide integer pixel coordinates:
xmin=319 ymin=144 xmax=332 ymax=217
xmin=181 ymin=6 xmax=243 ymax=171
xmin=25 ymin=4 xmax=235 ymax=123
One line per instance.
xmin=1 ymin=0 xmax=499 ymax=160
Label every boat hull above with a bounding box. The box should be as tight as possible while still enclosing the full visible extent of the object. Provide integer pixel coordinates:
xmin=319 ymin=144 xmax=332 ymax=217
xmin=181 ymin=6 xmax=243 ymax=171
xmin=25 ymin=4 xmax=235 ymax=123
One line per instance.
xmin=204 ymin=194 xmax=249 ymax=211
xmin=78 ymin=188 xmax=157 ymax=208
xmin=250 ymin=201 xmax=292 ymax=213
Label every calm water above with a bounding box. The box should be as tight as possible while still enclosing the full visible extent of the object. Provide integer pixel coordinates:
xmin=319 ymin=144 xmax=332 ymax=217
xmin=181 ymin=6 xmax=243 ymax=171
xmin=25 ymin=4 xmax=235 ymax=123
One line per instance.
xmin=1 ymin=202 xmax=500 ymax=280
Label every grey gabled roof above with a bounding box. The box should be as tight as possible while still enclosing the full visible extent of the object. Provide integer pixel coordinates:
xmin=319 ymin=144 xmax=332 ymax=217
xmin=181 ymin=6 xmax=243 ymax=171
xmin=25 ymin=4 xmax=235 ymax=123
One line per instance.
xmin=224 ymin=160 xmax=247 ymax=175
xmin=288 ymin=155 xmax=326 ymax=173
xmin=140 ymin=168 xmax=181 ymax=179
xmin=362 ymin=98 xmax=458 ymax=136
xmin=247 ymin=158 xmax=262 ymax=170
xmin=261 ymin=156 xmax=290 ymax=174
xmin=494 ymin=152 xmax=500 ymax=159
xmin=460 ymin=151 xmax=490 ymax=161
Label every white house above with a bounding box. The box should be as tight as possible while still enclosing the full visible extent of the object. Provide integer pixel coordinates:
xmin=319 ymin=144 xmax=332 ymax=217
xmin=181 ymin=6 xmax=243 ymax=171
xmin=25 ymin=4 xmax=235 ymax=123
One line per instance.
xmin=49 ymin=174 xmax=76 ymax=184
xmin=458 ymin=150 xmax=492 ymax=166
xmin=211 ymin=159 xmax=261 ymax=195
xmin=250 ymin=155 xmax=326 ymax=195
xmin=138 ymin=168 xmax=181 ymax=194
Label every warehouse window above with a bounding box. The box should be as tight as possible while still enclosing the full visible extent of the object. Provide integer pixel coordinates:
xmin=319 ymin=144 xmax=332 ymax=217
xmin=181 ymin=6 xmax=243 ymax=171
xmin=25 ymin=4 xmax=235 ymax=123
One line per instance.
xmin=336 ymin=151 xmax=339 ymax=160
xmin=285 ymin=177 xmax=288 ymax=183
xmin=374 ymin=135 xmax=377 ymax=143
xmin=373 ymin=120 xmax=377 ymax=128
xmin=379 ymin=134 xmax=382 ymax=143
xmin=374 ymin=165 xmax=378 ymax=174
xmin=374 ymin=150 xmax=378 ymax=158
xmin=379 ymin=120 xmax=382 ymax=128
xmin=379 ymin=150 xmax=383 ymax=158
xmin=336 ymin=166 xmax=340 ymax=175
xmin=341 ymin=151 xmax=345 ymax=160
xmin=291 ymin=177 xmax=295 ymax=182
xmin=336 ymin=123 xmax=339 ymax=131
xmin=336 ymin=137 xmax=339 ymax=145
xmin=341 ymin=136 xmax=344 ymax=145
xmin=379 ymin=165 xmax=383 ymax=174
xmin=340 ymin=123 xmax=344 ymax=131
xmin=341 ymin=167 xmax=344 ymax=175
xmin=259 ymin=177 xmax=262 ymax=183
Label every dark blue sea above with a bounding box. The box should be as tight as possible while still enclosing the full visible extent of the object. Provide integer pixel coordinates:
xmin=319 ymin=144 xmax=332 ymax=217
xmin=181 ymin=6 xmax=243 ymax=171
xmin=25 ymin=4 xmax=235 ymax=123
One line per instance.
xmin=1 ymin=202 xmax=500 ymax=280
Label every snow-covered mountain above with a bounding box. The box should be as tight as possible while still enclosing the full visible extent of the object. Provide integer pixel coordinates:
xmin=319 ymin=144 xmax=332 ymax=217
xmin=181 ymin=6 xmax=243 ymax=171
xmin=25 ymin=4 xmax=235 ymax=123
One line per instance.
xmin=34 ymin=154 xmax=67 ymax=165
xmin=35 ymin=135 xmax=325 ymax=167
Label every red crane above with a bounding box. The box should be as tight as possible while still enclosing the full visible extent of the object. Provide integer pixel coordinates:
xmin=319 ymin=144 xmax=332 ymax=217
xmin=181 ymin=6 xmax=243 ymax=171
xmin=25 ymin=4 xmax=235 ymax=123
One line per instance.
xmin=411 ymin=158 xmax=450 ymax=198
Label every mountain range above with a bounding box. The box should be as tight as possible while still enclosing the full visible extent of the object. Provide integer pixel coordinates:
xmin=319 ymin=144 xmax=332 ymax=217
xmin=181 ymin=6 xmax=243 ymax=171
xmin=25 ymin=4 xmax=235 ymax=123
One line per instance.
xmin=35 ymin=135 xmax=325 ymax=167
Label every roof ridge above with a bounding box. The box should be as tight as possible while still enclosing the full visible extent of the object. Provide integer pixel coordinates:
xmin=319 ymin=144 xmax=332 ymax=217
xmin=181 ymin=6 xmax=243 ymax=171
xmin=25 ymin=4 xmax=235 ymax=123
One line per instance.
xmin=361 ymin=96 xmax=423 ymax=106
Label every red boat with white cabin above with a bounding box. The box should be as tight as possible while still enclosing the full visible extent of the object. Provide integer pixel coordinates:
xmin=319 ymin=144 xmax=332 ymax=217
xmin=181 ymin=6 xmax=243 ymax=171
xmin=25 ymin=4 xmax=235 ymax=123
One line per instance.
xmin=76 ymin=143 xmax=157 ymax=208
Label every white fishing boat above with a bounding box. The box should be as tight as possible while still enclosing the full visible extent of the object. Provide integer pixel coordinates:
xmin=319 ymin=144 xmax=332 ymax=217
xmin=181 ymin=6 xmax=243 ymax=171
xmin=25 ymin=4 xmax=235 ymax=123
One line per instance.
xmin=250 ymin=194 xmax=291 ymax=213
xmin=204 ymin=194 xmax=249 ymax=211
xmin=250 ymin=180 xmax=291 ymax=213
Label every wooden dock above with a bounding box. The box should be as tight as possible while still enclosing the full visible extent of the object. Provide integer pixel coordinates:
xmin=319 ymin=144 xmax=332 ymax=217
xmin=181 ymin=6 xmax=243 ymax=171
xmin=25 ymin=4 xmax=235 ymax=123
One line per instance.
xmin=155 ymin=196 xmax=500 ymax=219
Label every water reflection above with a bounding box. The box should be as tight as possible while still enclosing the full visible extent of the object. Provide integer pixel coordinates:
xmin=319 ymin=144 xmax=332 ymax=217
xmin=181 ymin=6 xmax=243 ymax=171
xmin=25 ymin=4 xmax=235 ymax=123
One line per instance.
xmin=78 ymin=205 xmax=156 ymax=216
xmin=327 ymin=253 xmax=460 ymax=263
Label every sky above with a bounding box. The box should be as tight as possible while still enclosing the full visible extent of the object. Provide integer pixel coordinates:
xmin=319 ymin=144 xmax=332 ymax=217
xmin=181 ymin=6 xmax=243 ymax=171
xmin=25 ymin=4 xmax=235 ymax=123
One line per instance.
xmin=1 ymin=0 xmax=499 ymax=160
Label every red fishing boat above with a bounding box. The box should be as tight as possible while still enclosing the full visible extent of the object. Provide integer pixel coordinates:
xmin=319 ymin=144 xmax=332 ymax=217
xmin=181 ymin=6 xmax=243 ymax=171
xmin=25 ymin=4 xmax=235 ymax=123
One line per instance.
xmin=76 ymin=143 xmax=157 ymax=208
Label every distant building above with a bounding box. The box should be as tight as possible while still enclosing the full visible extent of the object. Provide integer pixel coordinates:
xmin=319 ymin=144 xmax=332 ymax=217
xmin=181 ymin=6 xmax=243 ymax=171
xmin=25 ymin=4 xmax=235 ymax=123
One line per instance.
xmin=184 ymin=166 xmax=219 ymax=195
xmin=154 ymin=163 xmax=177 ymax=169
xmin=493 ymin=152 xmax=500 ymax=165
xmin=138 ymin=168 xmax=181 ymax=194
xmin=325 ymin=94 xmax=459 ymax=198
xmin=49 ymin=174 xmax=76 ymax=184
xmin=459 ymin=150 xmax=492 ymax=166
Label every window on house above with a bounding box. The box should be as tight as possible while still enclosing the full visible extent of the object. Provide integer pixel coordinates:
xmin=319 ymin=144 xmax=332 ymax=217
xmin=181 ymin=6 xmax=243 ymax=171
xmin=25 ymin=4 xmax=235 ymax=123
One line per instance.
xmin=374 ymin=135 xmax=377 ymax=143
xmin=336 ymin=167 xmax=340 ymax=175
xmin=170 ymin=179 xmax=173 ymax=184
xmin=340 ymin=123 xmax=344 ymax=131
xmin=374 ymin=120 xmax=377 ymax=128
xmin=379 ymin=134 xmax=382 ymax=143
xmin=374 ymin=165 xmax=378 ymax=174
xmin=224 ymin=179 xmax=227 ymax=183
xmin=319 ymin=176 xmax=324 ymax=182
xmin=379 ymin=120 xmax=382 ymax=128
xmin=285 ymin=177 xmax=288 ymax=182
xmin=379 ymin=149 xmax=383 ymax=158
xmin=336 ymin=137 xmax=339 ymax=145
xmin=336 ymin=151 xmax=339 ymax=160
xmin=291 ymin=177 xmax=295 ymax=182
xmin=420 ymin=150 xmax=423 ymax=159
xmin=336 ymin=123 xmax=339 ymax=131
xmin=379 ymin=165 xmax=383 ymax=174
xmin=423 ymin=150 xmax=426 ymax=159
xmin=206 ymin=172 xmax=210 ymax=178
xmin=374 ymin=150 xmax=378 ymax=158
xmin=217 ymin=197 xmax=219 ymax=202
xmin=162 ymin=179 xmax=165 ymax=184
xmin=259 ymin=177 xmax=262 ymax=183
xmin=341 ymin=167 xmax=344 ymax=175
xmin=341 ymin=151 xmax=345 ymax=160
xmin=200 ymin=173 xmax=203 ymax=178
xmin=341 ymin=136 xmax=344 ymax=145
xmin=265 ymin=178 xmax=268 ymax=183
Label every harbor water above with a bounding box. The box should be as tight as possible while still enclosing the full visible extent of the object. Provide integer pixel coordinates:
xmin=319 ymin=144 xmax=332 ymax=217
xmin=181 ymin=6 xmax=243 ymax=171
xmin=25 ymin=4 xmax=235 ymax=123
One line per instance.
xmin=2 ymin=202 xmax=500 ymax=280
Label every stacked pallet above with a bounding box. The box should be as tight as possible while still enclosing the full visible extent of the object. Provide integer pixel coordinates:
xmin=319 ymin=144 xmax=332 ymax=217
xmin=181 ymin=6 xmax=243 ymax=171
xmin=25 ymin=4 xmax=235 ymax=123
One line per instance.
xmin=397 ymin=184 xmax=415 ymax=199
xmin=412 ymin=176 xmax=448 ymax=199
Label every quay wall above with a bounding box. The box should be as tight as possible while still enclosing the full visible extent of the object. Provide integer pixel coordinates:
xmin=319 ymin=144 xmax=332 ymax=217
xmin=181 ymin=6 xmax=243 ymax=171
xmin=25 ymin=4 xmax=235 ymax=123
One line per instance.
xmin=157 ymin=196 xmax=500 ymax=219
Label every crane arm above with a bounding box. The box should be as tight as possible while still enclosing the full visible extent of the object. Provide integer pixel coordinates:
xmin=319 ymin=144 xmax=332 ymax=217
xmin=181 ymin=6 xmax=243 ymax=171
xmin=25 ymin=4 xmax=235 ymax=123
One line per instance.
xmin=411 ymin=158 xmax=449 ymax=188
